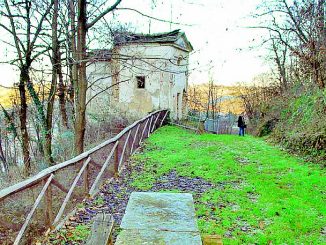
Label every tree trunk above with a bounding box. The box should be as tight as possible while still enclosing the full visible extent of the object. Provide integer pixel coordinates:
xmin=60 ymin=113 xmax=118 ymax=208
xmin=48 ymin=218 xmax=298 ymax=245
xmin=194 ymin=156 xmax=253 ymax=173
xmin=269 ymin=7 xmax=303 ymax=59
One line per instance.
xmin=74 ymin=0 xmax=87 ymax=154
xmin=57 ymin=49 xmax=69 ymax=128
xmin=73 ymin=0 xmax=122 ymax=155
xmin=69 ymin=0 xmax=77 ymax=106
xmin=45 ymin=0 xmax=59 ymax=165
xmin=34 ymin=117 xmax=44 ymax=156
xmin=317 ymin=0 xmax=325 ymax=89
xmin=19 ymin=66 xmax=31 ymax=174
xmin=26 ymin=76 xmax=51 ymax=165
xmin=0 ymin=128 xmax=8 ymax=173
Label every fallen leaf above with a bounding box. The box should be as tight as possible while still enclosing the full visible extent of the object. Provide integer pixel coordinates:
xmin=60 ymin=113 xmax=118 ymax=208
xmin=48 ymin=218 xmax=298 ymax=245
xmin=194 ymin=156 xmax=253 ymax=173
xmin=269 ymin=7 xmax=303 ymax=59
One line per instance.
xmin=259 ymin=221 xmax=265 ymax=229
xmin=69 ymin=216 xmax=77 ymax=221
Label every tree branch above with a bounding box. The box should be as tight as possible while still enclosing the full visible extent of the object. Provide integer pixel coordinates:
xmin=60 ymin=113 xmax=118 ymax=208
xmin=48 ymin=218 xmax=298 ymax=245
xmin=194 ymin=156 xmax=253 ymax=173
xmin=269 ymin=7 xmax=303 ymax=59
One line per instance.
xmin=86 ymin=78 xmax=130 ymax=107
xmin=115 ymin=7 xmax=193 ymax=26
xmin=30 ymin=0 xmax=54 ymax=51
xmin=3 ymin=0 xmax=24 ymax=66
xmin=86 ymin=0 xmax=122 ymax=30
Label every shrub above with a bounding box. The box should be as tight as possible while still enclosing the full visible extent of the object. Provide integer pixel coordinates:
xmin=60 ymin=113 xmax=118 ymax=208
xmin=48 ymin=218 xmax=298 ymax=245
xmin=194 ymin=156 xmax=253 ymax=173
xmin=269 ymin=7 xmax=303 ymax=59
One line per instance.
xmin=255 ymin=86 xmax=326 ymax=162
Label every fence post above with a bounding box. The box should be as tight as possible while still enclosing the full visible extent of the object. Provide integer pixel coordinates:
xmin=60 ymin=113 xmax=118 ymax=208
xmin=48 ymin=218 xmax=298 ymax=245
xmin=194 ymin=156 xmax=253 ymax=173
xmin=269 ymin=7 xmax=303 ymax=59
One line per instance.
xmin=151 ymin=112 xmax=160 ymax=133
xmin=83 ymin=157 xmax=90 ymax=195
xmin=147 ymin=115 xmax=153 ymax=138
xmin=118 ymin=130 xmax=131 ymax=173
xmin=44 ymin=180 xmax=53 ymax=228
xmin=14 ymin=174 xmax=54 ymax=245
xmin=139 ymin=117 xmax=149 ymax=144
xmin=89 ymin=141 xmax=119 ymax=196
xmin=52 ymin=158 xmax=91 ymax=226
xmin=128 ymin=128 xmax=135 ymax=156
xmin=159 ymin=110 xmax=168 ymax=127
xmin=114 ymin=141 xmax=120 ymax=176
xmin=130 ymin=124 xmax=140 ymax=154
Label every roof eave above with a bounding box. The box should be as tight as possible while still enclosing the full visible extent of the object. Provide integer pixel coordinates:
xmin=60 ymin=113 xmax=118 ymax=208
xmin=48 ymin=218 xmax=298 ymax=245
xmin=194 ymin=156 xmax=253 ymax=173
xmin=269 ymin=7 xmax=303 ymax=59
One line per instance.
xmin=179 ymin=32 xmax=194 ymax=52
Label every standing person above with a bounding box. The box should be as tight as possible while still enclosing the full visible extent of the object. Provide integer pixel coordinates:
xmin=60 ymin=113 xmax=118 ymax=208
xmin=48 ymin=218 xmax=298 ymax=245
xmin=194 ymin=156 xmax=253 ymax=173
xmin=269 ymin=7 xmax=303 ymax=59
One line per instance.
xmin=237 ymin=115 xmax=246 ymax=136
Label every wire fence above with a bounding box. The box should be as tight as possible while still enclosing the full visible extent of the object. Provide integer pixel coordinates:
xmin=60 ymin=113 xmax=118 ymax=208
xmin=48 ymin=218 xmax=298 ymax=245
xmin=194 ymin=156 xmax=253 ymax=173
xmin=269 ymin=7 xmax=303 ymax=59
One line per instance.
xmin=173 ymin=111 xmax=239 ymax=135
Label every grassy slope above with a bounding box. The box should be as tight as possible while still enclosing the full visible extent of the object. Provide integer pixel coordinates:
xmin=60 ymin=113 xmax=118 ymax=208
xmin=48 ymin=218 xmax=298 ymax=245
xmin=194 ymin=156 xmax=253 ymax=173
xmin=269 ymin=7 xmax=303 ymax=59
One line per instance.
xmin=131 ymin=126 xmax=325 ymax=244
xmin=273 ymin=89 xmax=326 ymax=160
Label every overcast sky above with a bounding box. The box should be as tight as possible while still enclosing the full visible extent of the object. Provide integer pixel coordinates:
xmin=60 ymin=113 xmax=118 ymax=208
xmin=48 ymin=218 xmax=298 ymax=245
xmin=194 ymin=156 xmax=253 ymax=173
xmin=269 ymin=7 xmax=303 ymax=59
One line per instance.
xmin=0 ymin=0 xmax=270 ymax=86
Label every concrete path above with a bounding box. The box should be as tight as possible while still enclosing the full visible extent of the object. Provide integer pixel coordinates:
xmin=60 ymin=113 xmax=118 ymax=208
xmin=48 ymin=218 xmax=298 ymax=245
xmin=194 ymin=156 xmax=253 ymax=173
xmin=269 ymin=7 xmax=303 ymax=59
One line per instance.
xmin=115 ymin=192 xmax=202 ymax=245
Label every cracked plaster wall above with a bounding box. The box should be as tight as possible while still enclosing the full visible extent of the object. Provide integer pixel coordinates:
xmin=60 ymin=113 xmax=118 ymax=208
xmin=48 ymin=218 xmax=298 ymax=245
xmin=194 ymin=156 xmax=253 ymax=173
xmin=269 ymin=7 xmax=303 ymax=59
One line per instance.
xmin=87 ymin=43 xmax=189 ymax=120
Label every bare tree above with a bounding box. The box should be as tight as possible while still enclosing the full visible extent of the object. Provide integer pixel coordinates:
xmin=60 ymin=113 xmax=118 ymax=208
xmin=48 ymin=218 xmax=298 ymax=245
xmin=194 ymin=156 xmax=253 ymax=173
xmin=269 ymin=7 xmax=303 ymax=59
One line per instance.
xmin=253 ymin=0 xmax=325 ymax=89
xmin=0 ymin=0 xmax=54 ymax=173
xmin=45 ymin=0 xmax=60 ymax=165
xmin=73 ymin=0 xmax=122 ymax=154
xmin=270 ymin=33 xmax=288 ymax=91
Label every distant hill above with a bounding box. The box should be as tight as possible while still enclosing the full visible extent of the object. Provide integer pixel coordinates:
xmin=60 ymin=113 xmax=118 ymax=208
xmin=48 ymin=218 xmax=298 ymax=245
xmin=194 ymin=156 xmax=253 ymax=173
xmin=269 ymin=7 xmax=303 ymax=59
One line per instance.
xmin=0 ymin=86 xmax=17 ymax=108
xmin=187 ymin=84 xmax=245 ymax=115
xmin=1 ymin=83 xmax=246 ymax=115
xmin=0 ymin=84 xmax=51 ymax=109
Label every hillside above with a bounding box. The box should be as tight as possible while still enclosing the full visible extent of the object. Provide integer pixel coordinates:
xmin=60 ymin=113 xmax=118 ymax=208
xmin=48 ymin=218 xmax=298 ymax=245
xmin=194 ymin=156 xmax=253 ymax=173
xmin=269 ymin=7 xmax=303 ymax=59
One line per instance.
xmin=254 ymin=87 xmax=326 ymax=162
xmin=188 ymin=84 xmax=244 ymax=115
xmin=0 ymin=85 xmax=51 ymax=108
xmin=0 ymin=87 xmax=17 ymax=107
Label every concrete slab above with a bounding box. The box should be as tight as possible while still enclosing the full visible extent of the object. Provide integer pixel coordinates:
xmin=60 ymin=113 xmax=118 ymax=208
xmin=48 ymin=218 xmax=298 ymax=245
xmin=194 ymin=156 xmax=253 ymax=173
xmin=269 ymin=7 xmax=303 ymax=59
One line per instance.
xmin=120 ymin=192 xmax=199 ymax=232
xmin=115 ymin=192 xmax=201 ymax=245
xmin=115 ymin=229 xmax=202 ymax=245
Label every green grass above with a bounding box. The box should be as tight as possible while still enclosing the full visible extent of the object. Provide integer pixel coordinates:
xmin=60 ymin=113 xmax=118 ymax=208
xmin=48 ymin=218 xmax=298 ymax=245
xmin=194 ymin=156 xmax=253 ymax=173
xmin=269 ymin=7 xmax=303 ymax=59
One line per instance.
xmin=130 ymin=126 xmax=326 ymax=244
xmin=49 ymin=224 xmax=90 ymax=244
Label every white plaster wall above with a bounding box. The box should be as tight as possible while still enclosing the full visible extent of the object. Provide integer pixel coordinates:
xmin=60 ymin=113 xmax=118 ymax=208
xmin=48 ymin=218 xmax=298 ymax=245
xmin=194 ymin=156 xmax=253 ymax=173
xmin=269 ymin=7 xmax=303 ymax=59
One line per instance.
xmin=86 ymin=61 xmax=113 ymax=113
xmin=86 ymin=41 xmax=190 ymax=120
xmin=166 ymin=47 xmax=189 ymax=119
xmin=116 ymin=43 xmax=189 ymax=119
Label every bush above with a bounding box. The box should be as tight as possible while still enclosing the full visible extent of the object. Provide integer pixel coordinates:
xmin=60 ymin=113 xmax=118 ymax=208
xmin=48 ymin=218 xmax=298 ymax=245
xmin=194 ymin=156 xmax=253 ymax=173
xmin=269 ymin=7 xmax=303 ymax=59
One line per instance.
xmin=257 ymin=118 xmax=279 ymax=137
xmin=255 ymin=87 xmax=326 ymax=162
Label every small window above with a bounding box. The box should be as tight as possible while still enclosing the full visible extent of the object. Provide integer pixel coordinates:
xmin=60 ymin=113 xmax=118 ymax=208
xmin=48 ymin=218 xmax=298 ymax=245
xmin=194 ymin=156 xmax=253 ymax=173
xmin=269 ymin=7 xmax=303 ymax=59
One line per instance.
xmin=136 ymin=76 xmax=145 ymax=89
xmin=177 ymin=56 xmax=183 ymax=65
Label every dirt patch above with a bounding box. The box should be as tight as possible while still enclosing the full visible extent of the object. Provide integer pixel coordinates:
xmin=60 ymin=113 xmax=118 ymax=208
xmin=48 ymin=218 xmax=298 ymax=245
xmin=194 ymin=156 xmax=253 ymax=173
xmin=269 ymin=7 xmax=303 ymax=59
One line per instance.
xmin=151 ymin=170 xmax=216 ymax=196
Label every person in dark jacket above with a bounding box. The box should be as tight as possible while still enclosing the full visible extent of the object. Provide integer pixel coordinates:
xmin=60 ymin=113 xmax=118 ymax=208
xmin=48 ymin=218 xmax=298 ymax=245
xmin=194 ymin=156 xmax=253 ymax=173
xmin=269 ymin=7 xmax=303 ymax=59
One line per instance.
xmin=237 ymin=116 xmax=246 ymax=136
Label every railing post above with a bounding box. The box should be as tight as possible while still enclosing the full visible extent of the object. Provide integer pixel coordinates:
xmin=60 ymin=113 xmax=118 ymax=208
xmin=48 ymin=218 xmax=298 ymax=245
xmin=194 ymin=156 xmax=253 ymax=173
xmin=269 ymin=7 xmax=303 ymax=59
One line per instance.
xmin=128 ymin=128 xmax=135 ymax=156
xmin=118 ymin=130 xmax=131 ymax=173
xmin=139 ymin=117 xmax=150 ymax=144
xmin=44 ymin=180 xmax=53 ymax=228
xmin=14 ymin=174 xmax=54 ymax=245
xmin=159 ymin=110 xmax=168 ymax=127
xmin=151 ymin=112 xmax=161 ymax=132
xmin=147 ymin=115 xmax=154 ymax=138
xmin=52 ymin=158 xmax=91 ymax=226
xmin=130 ymin=124 xmax=140 ymax=154
xmin=114 ymin=141 xmax=120 ymax=176
xmin=89 ymin=141 xmax=119 ymax=196
xmin=83 ymin=157 xmax=90 ymax=196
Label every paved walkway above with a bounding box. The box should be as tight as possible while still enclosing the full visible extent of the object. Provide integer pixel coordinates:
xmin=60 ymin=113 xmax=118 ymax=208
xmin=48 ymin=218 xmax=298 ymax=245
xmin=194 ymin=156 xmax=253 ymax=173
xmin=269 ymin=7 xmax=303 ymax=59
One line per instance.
xmin=115 ymin=192 xmax=202 ymax=245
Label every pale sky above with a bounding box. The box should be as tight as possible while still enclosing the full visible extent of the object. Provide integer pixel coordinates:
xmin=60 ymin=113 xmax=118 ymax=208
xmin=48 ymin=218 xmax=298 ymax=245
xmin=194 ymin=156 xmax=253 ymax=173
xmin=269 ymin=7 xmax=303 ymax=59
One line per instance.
xmin=0 ymin=0 xmax=270 ymax=86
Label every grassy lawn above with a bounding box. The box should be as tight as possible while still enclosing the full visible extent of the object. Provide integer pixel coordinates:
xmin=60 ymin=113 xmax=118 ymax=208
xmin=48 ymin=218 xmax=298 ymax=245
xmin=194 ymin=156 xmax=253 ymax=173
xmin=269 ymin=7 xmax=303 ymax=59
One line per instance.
xmin=130 ymin=126 xmax=326 ymax=244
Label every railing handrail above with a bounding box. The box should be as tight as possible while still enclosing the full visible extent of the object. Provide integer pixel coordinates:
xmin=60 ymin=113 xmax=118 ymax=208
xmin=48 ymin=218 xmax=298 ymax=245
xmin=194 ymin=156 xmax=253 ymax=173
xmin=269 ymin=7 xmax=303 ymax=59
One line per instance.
xmin=0 ymin=109 xmax=165 ymax=201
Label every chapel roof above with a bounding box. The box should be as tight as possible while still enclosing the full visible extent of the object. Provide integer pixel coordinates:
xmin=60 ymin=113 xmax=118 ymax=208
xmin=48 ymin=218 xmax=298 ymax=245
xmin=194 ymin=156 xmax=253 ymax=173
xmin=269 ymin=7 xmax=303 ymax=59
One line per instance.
xmin=113 ymin=29 xmax=193 ymax=52
xmin=88 ymin=30 xmax=193 ymax=61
